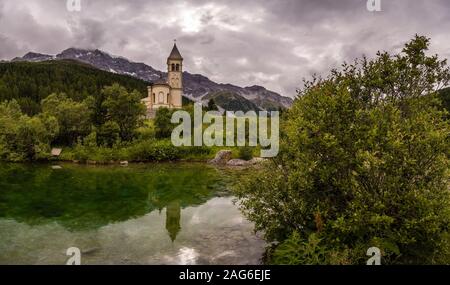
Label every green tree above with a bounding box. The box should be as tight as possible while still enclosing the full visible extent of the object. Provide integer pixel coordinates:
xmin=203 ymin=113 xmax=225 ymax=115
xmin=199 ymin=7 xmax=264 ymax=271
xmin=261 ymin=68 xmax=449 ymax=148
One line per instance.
xmin=97 ymin=120 xmax=120 ymax=147
xmin=207 ymin=98 xmax=218 ymax=111
xmin=102 ymin=84 xmax=146 ymax=141
xmin=0 ymin=60 xmax=148 ymax=115
xmin=236 ymin=35 xmax=450 ymax=264
xmin=41 ymin=93 xmax=91 ymax=145
xmin=154 ymin=107 xmax=173 ymax=139
xmin=0 ymin=100 xmax=57 ymax=161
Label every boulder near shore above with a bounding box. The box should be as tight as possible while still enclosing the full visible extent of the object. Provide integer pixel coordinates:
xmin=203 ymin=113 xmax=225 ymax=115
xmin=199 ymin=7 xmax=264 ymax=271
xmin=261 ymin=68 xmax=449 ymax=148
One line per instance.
xmin=209 ymin=150 xmax=266 ymax=166
xmin=208 ymin=150 xmax=233 ymax=165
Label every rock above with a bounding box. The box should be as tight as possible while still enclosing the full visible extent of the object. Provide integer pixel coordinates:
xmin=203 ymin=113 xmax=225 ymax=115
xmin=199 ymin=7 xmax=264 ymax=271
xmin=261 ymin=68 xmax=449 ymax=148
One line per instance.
xmin=120 ymin=161 xmax=129 ymax=166
xmin=209 ymin=150 xmax=232 ymax=165
xmin=227 ymin=159 xmax=250 ymax=166
xmin=87 ymin=160 xmax=97 ymax=165
xmin=226 ymin=157 xmax=266 ymax=166
xmin=51 ymin=165 xmax=63 ymax=170
xmin=51 ymin=148 xmax=62 ymax=157
xmin=250 ymin=157 xmax=266 ymax=164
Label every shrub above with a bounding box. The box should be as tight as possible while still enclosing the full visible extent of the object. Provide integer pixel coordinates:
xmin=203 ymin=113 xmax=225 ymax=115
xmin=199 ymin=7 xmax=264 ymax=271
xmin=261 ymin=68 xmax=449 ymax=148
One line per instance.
xmin=125 ymin=139 xmax=181 ymax=161
xmin=154 ymin=108 xmax=174 ymax=139
xmin=41 ymin=93 xmax=91 ymax=145
xmin=0 ymin=100 xmax=56 ymax=161
xmin=136 ymin=120 xmax=155 ymax=141
xmin=238 ymin=146 xmax=254 ymax=161
xmin=269 ymin=232 xmax=351 ymax=265
xmin=97 ymin=120 xmax=121 ymax=147
xmin=235 ymin=35 xmax=450 ymax=264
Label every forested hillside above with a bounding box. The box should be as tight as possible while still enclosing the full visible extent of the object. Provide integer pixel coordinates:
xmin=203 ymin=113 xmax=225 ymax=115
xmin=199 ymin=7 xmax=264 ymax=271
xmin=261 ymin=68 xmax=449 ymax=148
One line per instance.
xmin=0 ymin=60 xmax=148 ymax=115
xmin=203 ymin=91 xmax=261 ymax=112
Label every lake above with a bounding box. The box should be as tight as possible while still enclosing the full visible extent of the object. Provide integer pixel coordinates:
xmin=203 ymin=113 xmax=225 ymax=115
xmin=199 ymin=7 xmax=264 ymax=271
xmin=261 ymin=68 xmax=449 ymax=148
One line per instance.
xmin=0 ymin=162 xmax=265 ymax=265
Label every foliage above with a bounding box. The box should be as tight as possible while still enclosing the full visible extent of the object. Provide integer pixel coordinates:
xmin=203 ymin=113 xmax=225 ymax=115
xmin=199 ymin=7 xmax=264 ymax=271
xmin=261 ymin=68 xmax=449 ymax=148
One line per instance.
xmin=97 ymin=120 xmax=121 ymax=147
xmin=268 ymin=232 xmax=350 ymax=265
xmin=101 ymin=84 xmax=146 ymax=142
xmin=438 ymin=87 xmax=450 ymax=119
xmin=154 ymin=107 xmax=174 ymax=139
xmin=0 ymin=100 xmax=57 ymax=161
xmin=238 ymin=146 xmax=254 ymax=161
xmin=124 ymin=139 xmax=182 ymax=161
xmin=0 ymin=60 xmax=148 ymax=115
xmin=236 ymin=35 xmax=450 ymax=264
xmin=136 ymin=120 xmax=156 ymax=141
xmin=41 ymin=93 xmax=92 ymax=145
xmin=207 ymin=98 xmax=218 ymax=111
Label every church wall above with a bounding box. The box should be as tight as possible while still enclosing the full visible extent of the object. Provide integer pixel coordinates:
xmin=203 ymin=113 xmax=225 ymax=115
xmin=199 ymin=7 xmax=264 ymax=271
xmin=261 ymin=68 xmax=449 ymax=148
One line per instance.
xmin=150 ymin=85 xmax=171 ymax=107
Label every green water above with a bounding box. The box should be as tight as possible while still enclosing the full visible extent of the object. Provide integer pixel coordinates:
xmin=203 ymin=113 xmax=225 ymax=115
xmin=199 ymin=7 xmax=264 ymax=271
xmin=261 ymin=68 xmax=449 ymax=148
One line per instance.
xmin=0 ymin=163 xmax=265 ymax=265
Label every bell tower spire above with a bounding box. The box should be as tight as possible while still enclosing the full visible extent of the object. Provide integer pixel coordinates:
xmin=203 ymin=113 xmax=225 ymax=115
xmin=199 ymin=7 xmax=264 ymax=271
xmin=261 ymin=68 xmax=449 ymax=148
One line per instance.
xmin=167 ymin=41 xmax=183 ymax=108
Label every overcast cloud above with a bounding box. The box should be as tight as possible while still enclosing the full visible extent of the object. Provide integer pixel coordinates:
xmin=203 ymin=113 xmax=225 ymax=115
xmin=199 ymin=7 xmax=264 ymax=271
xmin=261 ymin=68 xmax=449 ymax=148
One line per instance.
xmin=1 ymin=0 xmax=450 ymax=97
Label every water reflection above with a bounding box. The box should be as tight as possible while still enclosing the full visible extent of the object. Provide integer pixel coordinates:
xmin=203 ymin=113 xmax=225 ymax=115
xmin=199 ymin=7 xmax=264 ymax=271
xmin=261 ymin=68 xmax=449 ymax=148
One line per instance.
xmin=0 ymin=197 xmax=265 ymax=265
xmin=166 ymin=201 xmax=181 ymax=242
xmin=0 ymin=163 xmax=265 ymax=264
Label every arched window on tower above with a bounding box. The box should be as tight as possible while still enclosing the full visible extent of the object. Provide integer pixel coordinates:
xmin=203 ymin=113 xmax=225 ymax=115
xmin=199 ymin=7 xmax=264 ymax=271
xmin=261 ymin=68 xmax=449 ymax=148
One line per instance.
xmin=176 ymin=64 xmax=180 ymax=71
xmin=171 ymin=64 xmax=175 ymax=71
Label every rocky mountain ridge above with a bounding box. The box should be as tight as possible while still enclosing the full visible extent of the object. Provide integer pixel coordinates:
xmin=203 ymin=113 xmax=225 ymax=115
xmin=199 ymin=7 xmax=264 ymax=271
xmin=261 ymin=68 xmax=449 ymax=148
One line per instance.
xmin=13 ymin=48 xmax=293 ymax=110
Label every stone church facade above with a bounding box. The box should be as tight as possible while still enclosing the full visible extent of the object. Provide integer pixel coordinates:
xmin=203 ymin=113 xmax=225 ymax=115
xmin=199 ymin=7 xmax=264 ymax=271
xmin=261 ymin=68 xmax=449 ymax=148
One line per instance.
xmin=142 ymin=43 xmax=183 ymax=117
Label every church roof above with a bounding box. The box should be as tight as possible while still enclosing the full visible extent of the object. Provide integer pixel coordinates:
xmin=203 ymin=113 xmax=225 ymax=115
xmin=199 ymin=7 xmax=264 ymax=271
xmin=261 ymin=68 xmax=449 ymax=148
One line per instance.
xmin=168 ymin=43 xmax=183 ymax=60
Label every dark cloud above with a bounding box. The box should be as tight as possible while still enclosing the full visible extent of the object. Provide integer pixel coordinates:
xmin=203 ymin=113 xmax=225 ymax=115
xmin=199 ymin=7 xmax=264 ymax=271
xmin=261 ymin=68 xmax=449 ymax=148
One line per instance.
xmin=0 ymin=34 xmax=24 ymax=59
xmin=69 ymin=18 xmax=107 ymax=49
xmin=1 ymin=0 xmax=449 ymax=97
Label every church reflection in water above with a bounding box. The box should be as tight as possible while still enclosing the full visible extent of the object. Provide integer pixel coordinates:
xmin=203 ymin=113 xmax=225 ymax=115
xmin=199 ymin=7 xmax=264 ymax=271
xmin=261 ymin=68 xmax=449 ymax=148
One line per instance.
xmin=165 ymin=200 xmax=181 ymax=242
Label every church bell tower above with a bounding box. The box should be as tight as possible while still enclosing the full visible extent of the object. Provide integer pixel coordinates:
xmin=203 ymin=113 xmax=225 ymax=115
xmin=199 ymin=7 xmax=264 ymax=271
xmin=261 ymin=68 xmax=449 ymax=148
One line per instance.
xmin=167 ymin=42 xmax=183 ymax=108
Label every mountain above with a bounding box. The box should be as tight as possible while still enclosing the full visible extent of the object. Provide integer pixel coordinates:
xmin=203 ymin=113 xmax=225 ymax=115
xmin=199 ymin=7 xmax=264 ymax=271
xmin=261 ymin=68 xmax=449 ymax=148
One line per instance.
xmin=13 ymin=52 xmax=54 ymax=62
xmin=12 ymin=48 xmax=293 ymax=110
xmin=203 ymin=91 xmax=260 ymax=112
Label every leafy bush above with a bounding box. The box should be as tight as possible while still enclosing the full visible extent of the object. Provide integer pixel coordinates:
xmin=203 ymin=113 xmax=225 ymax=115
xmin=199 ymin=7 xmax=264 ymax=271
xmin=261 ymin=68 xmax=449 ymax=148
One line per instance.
xmin=97 ymin=120 xmax=121 ymax=147
xmin=269 ymin=232 xmax=350 ymax=265
xmin=154 ymin=108 xmax=174 ymax=139
xmin=238 ymin=146 xmax=254 ymax=161
xmin=124 ymin=139 xmax=182 ymax=161
xmin=236 ymin=36 xmax=450 ymax=264
xmin=136 ymin=120 xmax=155 ymax=141
xmin=41 ymin=93 xmax=91 ymax=145
xmin=0 ymin=100 xmax=57 ymax=161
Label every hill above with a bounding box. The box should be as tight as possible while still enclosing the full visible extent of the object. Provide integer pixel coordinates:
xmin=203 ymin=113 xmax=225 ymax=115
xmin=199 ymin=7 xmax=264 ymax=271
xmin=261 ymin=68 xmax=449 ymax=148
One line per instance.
xmin=203 ymin=91 xmax=260 ymax=112
xmin=0 ymin=60 xmax=149 ymax=115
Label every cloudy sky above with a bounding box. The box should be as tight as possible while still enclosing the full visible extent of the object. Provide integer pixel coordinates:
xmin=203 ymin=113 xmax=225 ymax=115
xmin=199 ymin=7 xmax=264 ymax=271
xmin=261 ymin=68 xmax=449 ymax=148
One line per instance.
xmin=1 ymin=0 xmax=449 ymax=98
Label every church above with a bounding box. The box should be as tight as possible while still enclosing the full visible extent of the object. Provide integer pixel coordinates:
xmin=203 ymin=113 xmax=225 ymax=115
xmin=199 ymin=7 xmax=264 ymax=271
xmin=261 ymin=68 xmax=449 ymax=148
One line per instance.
xmin=141 ymin=43 xmax=184 ymax=117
